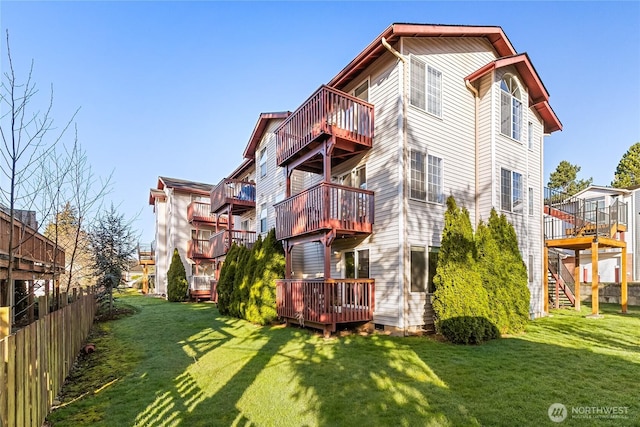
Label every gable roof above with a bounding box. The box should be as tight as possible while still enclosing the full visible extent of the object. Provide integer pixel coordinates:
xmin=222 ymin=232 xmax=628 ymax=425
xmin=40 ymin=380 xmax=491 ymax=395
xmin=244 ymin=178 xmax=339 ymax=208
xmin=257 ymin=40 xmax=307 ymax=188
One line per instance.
xmin=149 ymin=176 xmax=213 ymax=205
xmin=328 ymin=23 xmax=517 ymax=89
xmin=465 ymin=53 xmax=562 ymax=133
xmin=242 ymin=112 xmax=290 ymax=159
xmin=574 ymin=185 xmax=631 ymax=198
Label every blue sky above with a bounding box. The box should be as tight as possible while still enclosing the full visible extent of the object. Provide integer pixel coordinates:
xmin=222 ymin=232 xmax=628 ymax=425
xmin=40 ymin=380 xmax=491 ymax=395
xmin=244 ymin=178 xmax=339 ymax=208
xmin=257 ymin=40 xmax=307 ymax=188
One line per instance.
xmin=1 ymin=1 xmax=639 ymax=243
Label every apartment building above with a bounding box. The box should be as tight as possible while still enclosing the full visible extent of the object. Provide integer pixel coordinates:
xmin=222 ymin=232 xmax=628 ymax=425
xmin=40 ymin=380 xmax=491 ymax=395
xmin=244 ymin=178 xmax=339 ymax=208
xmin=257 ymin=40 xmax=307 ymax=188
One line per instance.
xmin=211 ymin=23 xmax=562 ymax=335
xmin=148 ymin=176 xmax=226 ymax=299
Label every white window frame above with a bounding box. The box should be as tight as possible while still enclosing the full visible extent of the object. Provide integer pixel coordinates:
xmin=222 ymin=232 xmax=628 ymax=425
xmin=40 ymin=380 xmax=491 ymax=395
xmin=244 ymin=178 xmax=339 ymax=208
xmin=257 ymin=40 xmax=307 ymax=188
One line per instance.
xmin=351 ymin=78 xmax=370 ymax=102
xmin=410 ymin=56 xmax=442 ymax=117
xmin=260 ymin=203 xmax=268 ymax=233
xmin=528 ymin=187 xmax=534 ymax=216
xmin=410 ymin=150 xmax=426 ymax=201
xmin=259 ymin=147 xmax=267 ymax=178
xmin=500 ymin=74 xmax=523 ymax=141
xmin=343 ymin=248 xmax=370 ymax=279
xmin=501 ymin=168 xmax=523 ymax=213
xmin=410 ymin=150 xmax=443 ymax=204
xmin=528 ymin=122 xmax=534 ymax=150
xmin=427 ymin=155 xmax=443 ymax=204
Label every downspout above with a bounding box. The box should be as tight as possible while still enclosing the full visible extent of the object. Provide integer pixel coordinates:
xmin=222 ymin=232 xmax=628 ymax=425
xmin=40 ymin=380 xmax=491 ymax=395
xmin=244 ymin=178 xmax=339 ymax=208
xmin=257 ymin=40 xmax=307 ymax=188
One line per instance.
xmin=465 ymin=80 xmax=480 ymax=225
xmin=382 ymin=37 xmax=410 ymax=335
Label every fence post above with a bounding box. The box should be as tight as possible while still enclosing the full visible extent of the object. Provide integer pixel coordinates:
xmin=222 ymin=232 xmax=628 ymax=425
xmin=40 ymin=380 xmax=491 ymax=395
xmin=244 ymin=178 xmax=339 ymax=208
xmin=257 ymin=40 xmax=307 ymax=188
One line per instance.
xmin=0 ymin=306 xmax=10 ymax=339
xmin=61 ymin=292 xmax=68 ymax=307
xmin=38 ymin=296 xmax=48 ymax=319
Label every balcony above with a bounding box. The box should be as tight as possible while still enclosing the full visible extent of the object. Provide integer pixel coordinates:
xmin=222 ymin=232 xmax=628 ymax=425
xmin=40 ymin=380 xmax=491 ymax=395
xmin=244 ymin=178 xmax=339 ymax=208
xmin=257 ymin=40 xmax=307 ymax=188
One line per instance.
xmin=209 ymin=230 xmax=257 ymax=259
xmin=276 ymin=279 xmax=375 ymax=333
xmin=275 ymin=85 xmax=374 ymax=172
xmin=187 ymin=238 xmax=213 ymax=260
xmin=274 ymin=182 xmax=374 ymax=241
xmin=543 ymin=188 xmax=628 ymax=241
xmin=210 ymin=179 xmax=256 ymax=215
xmin=0 ymin=210 xmax=65 ymax=276
xmin=189 ymin=275 xmax=216 ymax=302
xmin=138 ymin=243 xmax=155 ymax=265
xmin=187 ymin=201 xmax=227 ymax=227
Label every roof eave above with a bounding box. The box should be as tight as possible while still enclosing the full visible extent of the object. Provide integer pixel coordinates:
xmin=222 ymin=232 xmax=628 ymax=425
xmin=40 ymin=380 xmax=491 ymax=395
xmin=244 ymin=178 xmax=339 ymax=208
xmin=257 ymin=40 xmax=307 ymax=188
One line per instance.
xmin=242 ymin=112 xmax=291 ymax=159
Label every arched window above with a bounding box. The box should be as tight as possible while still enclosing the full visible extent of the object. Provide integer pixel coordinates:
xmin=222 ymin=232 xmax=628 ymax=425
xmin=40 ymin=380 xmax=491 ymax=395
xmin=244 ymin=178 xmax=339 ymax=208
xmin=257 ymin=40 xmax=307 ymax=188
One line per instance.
xmin=500 ymin=74 xmax=523 ymax=141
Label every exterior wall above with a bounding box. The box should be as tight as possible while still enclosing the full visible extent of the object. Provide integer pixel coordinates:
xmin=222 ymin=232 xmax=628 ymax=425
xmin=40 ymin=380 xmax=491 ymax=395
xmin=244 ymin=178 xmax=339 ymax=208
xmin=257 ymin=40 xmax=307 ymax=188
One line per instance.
xmin=255 ymin=121 xmax=285 ymax=238
xmin=338 ymin=50 xmax=402 ymax=327
xmin=154 ymin=198 xmax=168 ymax=295
xmin=489 ymin=66 xmax=546 ymax=316
xmin=634 ymin=189 xmax=640 ymax=281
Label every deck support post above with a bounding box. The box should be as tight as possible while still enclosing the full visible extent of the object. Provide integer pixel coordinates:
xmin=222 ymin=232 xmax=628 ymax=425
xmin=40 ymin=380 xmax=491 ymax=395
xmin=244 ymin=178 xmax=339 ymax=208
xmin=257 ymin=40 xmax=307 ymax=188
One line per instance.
xmin=591 ymin=240 xmax=599 ymax=316
xmin=574 ymin=250 xmax=581 ymax=311
xmin=543 ymin=246 xmax=549 ymax=314
xmin=621 ymin=244 xmax=628 ymax=313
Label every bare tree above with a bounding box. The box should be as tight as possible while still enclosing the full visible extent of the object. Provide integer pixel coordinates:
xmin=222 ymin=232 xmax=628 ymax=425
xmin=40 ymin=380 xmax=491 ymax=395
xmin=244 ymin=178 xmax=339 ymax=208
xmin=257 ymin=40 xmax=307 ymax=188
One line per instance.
xmin=0 ymin=31 xmax=76 ymax=306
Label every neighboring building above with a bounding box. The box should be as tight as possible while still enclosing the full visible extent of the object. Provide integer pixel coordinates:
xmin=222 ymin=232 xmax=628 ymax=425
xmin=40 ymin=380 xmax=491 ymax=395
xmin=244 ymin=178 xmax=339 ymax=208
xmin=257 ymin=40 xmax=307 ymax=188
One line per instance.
xmin=210 ymin=23 xmax=562 ymax=335
xmin=148 ymin=176 xmax=225 ymax=298
xmin=546 ymin=185 xmax=638 ymax=284
xmin=0 ymin=208 xmax=65 ymax=325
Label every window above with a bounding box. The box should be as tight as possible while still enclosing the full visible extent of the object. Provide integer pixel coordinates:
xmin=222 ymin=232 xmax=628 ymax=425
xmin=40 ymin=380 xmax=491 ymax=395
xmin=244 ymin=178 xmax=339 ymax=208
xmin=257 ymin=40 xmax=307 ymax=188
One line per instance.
xmin=410 ymin=57 xmax=442 ymax=117
xmin=411 ymin=246 xmax=426 ymax=292
xmin=528 ymin=187 xmax=534 ymax=216
xmin=501 ymin=168 xmax=523 ymax=213
xmin=344 ymin=249 xmax=370 ymax=279
xmin=528 ymin=122 xmax=534 ymax=150
xmin=427 ymin=155 xmax=443 ymax=203
xmin=528 ymin=254 xmax=534 ymax=283
xmin=411 ymin=150 xmax=443 ymax=203
xmin=260 ymin=203 xmax=267 ymax=233
xmin=410 ymin=150 xmax=426 ymax=201
xmin=427 ymin=247 xmax=439 ymax=293
xmin=240 ymin=219 xmax=249 ymax=231
xmin=259 ymin=148 xmax=267 ymax=178
xmin=355 ymin=166 xmax=367 ymax=190
xmin=500 ymin=74 xmax=522 ymax=141
xmin=353 ymin=80 xmax=369 ymax=102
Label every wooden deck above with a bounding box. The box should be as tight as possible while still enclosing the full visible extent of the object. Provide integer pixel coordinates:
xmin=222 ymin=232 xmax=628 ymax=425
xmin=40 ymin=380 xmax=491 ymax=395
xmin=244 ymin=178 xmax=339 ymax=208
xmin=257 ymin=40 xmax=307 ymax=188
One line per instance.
xmin=187 ymin=238 xmax=214 ymax=260
xmin=275 ymin=85 xmax=374 ymax=172
xmin=187 ymin=201 xmax=228 ymax=227
xmin=189 ymin=275 xmax=216 ymax=302
xmin=276 ymin=279 xmax=374 ymax=335
xmin=0 ymin=211 xmax=64 ymax=279
xmin=210 ymin=179 xmax=256 ymax=215
xmin=209 ymin=230 xmax=257 ymax=259
xmin=275 ymin=182 xmax=374 ymax=241
xmin=138 ymin=243 xmax=155 ymax=266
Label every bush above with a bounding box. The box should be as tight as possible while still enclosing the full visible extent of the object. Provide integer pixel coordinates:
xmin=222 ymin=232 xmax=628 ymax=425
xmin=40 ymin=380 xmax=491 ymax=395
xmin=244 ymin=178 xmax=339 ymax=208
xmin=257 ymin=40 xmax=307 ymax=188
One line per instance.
xmin=217 ymin=244 xmax=239 ymax=315
xmin=432 ymin=197 xmax=498 ymax=344
xmin=167 ymin=249 xmax=188 ymax=302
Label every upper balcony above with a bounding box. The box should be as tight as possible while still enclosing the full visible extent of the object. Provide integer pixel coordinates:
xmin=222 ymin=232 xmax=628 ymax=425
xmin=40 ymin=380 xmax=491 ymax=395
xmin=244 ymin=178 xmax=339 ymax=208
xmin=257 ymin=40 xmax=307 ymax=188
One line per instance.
xmin=210 ymin=179 xmax=256 ymax=215
xmin=275 ymin=85 xmax=374 ymax=173
xmin=138 ymin=243 xmax=155 ymax=265
xmin=209 ymin=230 xmax=257 ymax=259
xmin=543 ymin=187 xmax=628 ymax=241
xmin=274 ymin=182 xmax=374 ymax=241
xmin=0 ymin=210 xmax=65 ymax=275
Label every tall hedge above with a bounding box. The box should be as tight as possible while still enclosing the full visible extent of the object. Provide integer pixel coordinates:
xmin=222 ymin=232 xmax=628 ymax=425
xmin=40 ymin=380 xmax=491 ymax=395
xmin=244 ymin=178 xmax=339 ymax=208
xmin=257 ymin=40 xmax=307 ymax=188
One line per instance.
xmin=216 ymin=229 xmax=284 ymax=325
xmin=167 ymin=248 xmax=188 ymax=302
xmin=217 ymin=243 xmax=239 ymax=315
xmin=476 ymin=210 xmax=530 ymax=334
xmin=432 ymin=197 xmax=498 ymax=344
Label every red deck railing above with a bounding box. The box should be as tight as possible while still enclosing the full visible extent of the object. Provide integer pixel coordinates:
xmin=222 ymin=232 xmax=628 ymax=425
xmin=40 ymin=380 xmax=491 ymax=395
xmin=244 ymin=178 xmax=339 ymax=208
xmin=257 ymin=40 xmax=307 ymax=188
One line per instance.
xmin=275 ymin=85 xmax=374 ymax=167
xmin=274 ymin=182 xmax=374 ymax=240
xmin=187 ymin=238 xmax=213 ymax=259
xmin=276 ymin=279 xmax=375 ymax=325
xmin=0 ymin=210 xmax=65 ymax=273
xmin=187 ymin=201 xmax=227 ymax=225
xmin=209 ymin=230 xmax=257 ymax=259
xmin=210 ymin=179 xmax=256 ymax=214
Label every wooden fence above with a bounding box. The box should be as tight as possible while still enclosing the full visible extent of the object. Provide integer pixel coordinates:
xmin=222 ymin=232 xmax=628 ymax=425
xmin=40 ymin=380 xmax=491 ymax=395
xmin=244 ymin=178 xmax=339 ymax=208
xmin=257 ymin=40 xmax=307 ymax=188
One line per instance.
xmin=0 ymin=287 xmax=96 ymax=427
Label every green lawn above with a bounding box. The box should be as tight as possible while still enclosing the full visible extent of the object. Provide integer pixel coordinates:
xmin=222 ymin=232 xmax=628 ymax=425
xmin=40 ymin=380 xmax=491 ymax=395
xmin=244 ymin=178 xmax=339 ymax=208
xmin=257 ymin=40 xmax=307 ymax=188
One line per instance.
xmin=47 ymin=293 xmax=640 ymax=426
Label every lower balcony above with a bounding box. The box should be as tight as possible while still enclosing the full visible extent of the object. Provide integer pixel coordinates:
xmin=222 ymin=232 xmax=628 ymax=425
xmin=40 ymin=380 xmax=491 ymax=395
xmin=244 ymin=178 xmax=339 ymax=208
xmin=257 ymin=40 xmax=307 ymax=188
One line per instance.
xmin=209 ymin=230 xmax=257 ymax=259
xmin=275 ymin=182 xmax=374 ymax=241
xmin=189 ymin=275 xmax=216 ymax=302
xmin=276 ymin=279 xmax=375 ymax=334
